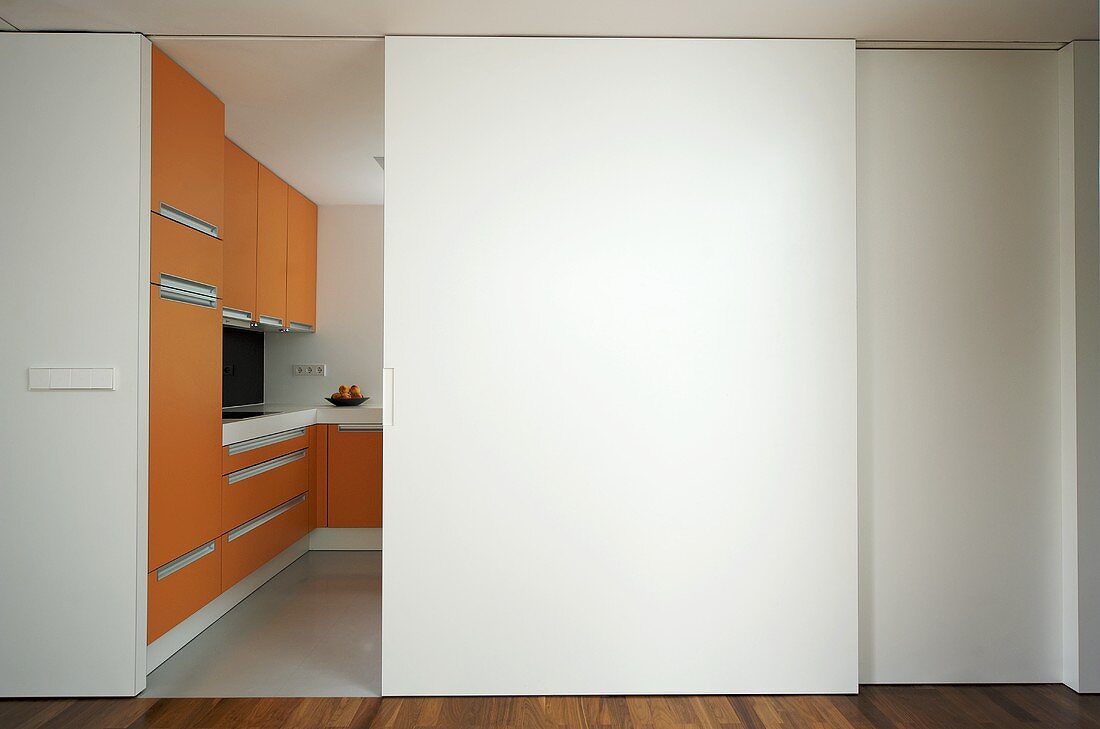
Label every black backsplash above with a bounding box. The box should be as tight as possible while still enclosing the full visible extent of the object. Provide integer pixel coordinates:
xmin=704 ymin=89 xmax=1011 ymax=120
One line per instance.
xmin=223 ymin=328 xmax=264 ymax=407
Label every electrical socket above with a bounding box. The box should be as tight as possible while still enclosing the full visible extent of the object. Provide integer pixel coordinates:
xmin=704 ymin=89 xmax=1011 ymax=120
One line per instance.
xmin=293 ymin=364 xmax=327 ymax=376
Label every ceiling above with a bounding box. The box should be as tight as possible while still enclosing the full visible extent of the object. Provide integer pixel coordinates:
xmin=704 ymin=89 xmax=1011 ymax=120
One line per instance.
xmin=1 ymin=1 xmax=1094 ymax=205
xmin=0 ymin=0 xmax=1094 ymax=42
xmin=153 ymin=38 xmax=384 ymax=206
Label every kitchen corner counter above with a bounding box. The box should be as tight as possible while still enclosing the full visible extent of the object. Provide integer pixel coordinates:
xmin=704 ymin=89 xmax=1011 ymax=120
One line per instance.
xmin=222 ymin=403 xmax=383 ymax=446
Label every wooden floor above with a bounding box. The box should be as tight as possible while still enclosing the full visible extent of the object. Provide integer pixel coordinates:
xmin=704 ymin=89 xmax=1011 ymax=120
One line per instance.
xmin=1 ymin=685 xmax=1098 ymax=728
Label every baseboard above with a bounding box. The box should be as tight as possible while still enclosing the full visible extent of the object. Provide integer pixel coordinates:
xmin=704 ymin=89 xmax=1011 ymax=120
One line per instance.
xmin=309 ymin=527 xmax=382 ymax=550
xmin=146 ymin=535 xmax=309 ymax=673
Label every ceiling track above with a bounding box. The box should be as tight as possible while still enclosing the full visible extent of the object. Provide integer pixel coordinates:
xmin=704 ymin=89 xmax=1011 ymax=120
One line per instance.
xmin=856 ymin=40 xmax=1067 ymax=50
xmin=148 ymin=34 xmax=1070 ymax=50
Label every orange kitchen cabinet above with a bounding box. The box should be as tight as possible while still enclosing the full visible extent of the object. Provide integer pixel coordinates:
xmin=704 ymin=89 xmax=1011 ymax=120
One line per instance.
xmin=327 ymin=426 xmax=382 ymax=528
xmin=147 ymin=539 xmax=221 ymax=643
xmin=150 ymin=213 xmax=223 ymax=290
xmin=151 ymin=46 xmax=224 ymax=236
xmin=222 ymin=448 xmax=310 ymax=533
xmin=286 ymin=187 xmax=318 ymax=332
xmin=310 ymin=425 xmax=328 ymax=528
xmin=222 ymin=139 xmax=259 ymax=320
xmin=221 ymin=494 xmax=308 ymax=591
xmin=256 ymin=164 xmax=288 ymax=328
xmin=149 ymin=281 xmax=222 ymax=570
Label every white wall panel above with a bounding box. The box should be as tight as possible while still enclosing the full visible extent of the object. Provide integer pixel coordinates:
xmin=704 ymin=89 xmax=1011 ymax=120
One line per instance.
xmin=0 ymin=33 xmax=150 ymax=695
xmin=1058 ymin=40 xmax=1100 ymax=694
xmin=857 ymin=50 xmax=1062 ymax=683
xmin=383 ymin=37 xmax=856 ymax=695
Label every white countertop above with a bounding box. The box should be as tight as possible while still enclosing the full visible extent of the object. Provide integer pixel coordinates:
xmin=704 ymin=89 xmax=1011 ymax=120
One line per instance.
xmin=222 ymin=402 xmax=383 ymax=446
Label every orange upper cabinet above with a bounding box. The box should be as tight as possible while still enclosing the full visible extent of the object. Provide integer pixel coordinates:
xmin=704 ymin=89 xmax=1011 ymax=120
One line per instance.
xmin=286 ymin=187 xmax=318 ymax=332
xmin=223 ymin=140 xmax=259 ymax=322
xmin=256 ymin=164 xmax=288 ymax=329
xmin=151 ymin=46 xmax=225 ymax=237
xmin=327 ymin=426 xmax=382 ymax=528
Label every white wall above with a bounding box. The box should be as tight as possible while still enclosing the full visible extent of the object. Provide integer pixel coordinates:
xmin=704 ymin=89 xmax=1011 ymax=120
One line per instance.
xmin=384 ymin=37 xmax=857 ymax=695
xmin=0 ymin=33 xmax=149 ymax=696
xmin=1058 ymin=40 xmax=1100 ymax=694
xmin=857 ymin=50 xmax=1063 ymax=683
xmin=265 ymin=205 xmax=384 ymax=403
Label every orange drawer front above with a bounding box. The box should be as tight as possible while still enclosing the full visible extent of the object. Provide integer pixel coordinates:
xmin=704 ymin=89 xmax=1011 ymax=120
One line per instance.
xmin=223 ymin=448 xmax=309 ymax=532
xmin=221 ymin=494 xmax=308 ymax=591
xmin=150 ymin=212 xmax=223 ymax=290
xmin=147 ymin=538 xmax=221 ymax=644
xmin=222 ymin=426 xmax=311 ymax=475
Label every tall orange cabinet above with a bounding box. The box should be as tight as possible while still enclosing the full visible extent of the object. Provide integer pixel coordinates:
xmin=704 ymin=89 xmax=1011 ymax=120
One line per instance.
xmin=151 ymin=47 xmax=224 ymax=235
xmin=147 ymin=46 xmax=226 ymax=641
xmin=148 ymin=217 xmax=224 ymax=570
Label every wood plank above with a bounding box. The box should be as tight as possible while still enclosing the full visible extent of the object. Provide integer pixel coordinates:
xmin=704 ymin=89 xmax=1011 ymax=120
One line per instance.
xmin=0 ymin=687 xmax=1097 ymax=729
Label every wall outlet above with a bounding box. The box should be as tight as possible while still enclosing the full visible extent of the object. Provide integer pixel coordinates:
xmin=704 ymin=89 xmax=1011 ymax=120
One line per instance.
xmin=293 ymin=364 xmax=327 ymax=376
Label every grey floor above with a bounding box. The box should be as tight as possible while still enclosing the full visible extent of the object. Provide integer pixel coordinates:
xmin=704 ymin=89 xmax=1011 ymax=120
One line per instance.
xmin=143 ymin=551 xmax=381 ymax=697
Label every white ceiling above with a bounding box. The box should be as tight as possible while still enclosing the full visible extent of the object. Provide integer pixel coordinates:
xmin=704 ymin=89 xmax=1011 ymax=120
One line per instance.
xmin=0 ymin=0 xmax=1095 ymax=41
xmin=152 ymin=38 xmax=384 ymax=206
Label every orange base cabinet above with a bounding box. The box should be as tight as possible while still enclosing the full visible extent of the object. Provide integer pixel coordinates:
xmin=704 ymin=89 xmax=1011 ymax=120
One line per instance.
xmin=147 ymin=539 xmax=221 ymax=643
xmin=221 ymin=494 xmax=308 ymax=591
xmin=222 ymin=448 xmax=310 ymax=533
xmin=327 ymin=425 xmax=382 ymax=528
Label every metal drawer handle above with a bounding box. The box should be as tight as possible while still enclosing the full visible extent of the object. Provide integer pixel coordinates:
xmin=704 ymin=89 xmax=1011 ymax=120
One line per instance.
xmin=227 ymin=449 xmax=306 ymax=484
xmin=227 ymin=428 xmax=307 ymax=456
xmin=159 ymin=202 xmax=219 ymax=238
xmin=227 ymin=494 xmax=306 ymax=542
xmin=159 ymin=273 xmax=218 ymax=308
xmin=258 ymin=315 xmax=284 ymax=329
xmin=156 ymin=540 xmax=216 ymax=581
xmin=288 ymin=321 xmax=314 ymax=333
xmin=337 ymin=424 xmax=382 ymax=432
xmin=223 ymin=307 xmax=253 ymax=323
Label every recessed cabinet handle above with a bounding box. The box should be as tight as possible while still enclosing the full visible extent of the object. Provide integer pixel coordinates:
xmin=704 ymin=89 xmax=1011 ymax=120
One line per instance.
xmin=227 ymin=449 xmax=307 ymax=484
xmin=337 ymin=424 xmax=382 ymax=432
xmin=159 ymin=273 xmax=218 ymax=308
xmin=227 ymin=494 xmax=306 ymax=542
xmin=156 ymin=540 xmax=216 ymax=581
xmin=382 ymin=368 xmax=394 ymax=427
xmin=288 ymin=321 xmax=314 ymax=333
xmin=226 ymin=428 xmax=306 ymax=456
xmin=159 ymin=202 xmax=219 ymax=238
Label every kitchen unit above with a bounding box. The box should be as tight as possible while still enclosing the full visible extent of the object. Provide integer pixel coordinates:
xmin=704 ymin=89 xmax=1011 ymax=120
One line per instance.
xmin=145 ymin=47 xmax=363 ymax=663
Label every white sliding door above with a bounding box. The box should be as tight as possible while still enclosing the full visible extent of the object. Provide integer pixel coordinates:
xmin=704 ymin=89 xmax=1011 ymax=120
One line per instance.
xmin=383 ymin=37 xmax=856 ymax=695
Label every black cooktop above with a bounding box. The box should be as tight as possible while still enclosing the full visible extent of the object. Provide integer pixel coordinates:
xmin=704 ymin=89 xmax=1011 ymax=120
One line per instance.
xmin=221 ymin=411 xmax=280 ymax=420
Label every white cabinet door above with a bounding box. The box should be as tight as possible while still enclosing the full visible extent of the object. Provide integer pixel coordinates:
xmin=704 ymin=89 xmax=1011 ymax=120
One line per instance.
xmin=383 ymin=36 xmax=857 ymax=695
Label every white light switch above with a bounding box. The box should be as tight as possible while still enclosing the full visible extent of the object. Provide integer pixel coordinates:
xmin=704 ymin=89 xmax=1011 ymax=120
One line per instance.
xmin=49 ymin=368 xmax=71 ymax=389
xmin=29 ymin=367 xmax=117 ymax=391
xmin=28 ymin=368 xmax=50 ymax=389
xmin=91 ymin=368 xmax=116 ymax=389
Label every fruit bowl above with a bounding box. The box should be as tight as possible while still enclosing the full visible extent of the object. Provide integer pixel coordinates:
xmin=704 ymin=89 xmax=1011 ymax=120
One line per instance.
xmin=325 ymin=396 xmax=370 ymax=407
